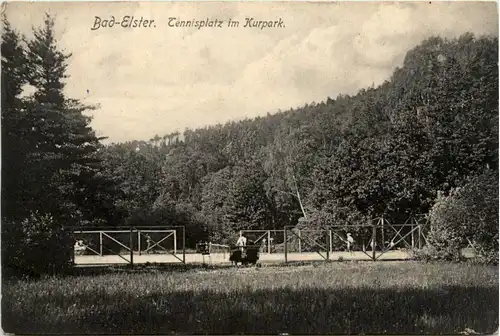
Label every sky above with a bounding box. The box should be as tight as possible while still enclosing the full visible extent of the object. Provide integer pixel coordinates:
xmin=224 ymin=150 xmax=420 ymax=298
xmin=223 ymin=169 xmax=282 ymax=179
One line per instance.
xmin=4 ymin=1 xmax=498 ymax=143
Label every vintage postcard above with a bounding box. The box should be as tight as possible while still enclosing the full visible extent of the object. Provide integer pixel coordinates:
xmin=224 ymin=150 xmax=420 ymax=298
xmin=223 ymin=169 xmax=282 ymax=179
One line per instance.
xmin=1 ymin=1 xmax=498 ymax=335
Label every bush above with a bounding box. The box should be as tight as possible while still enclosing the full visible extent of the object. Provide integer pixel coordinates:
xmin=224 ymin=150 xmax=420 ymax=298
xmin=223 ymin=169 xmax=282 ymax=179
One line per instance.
xmin=2 ymin=212 xmax=73 ymax=277
xmin=473 ymin=242 xmax=499 ymax=265
xmin=415 ymin=170 xmax=498 ymax=264
xmin=411 ymin=226 xmax=464 ymax=262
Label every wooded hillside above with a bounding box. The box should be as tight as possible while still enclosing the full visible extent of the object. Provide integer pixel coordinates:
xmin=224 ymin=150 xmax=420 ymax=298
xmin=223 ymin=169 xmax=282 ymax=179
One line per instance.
xmin=96 ymin=34 xmax=498 ymax=245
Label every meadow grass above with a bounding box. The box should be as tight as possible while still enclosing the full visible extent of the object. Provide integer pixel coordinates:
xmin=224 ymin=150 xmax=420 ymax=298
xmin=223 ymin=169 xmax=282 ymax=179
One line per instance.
xmin=2 ymin=261 xmax=498 ymax=334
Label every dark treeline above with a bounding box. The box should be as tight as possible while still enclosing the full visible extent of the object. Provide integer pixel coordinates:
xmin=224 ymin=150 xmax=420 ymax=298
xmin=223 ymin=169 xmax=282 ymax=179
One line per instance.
xmin=2 ymin=14 xmax=498 ymax=275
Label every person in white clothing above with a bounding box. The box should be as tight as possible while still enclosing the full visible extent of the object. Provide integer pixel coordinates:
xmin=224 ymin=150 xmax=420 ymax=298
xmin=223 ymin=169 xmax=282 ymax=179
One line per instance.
xmin=236 ymin=233 xmax=247 ymax=248
xmin=235 ymin=233 xmax=248 ymax=259
xmin=74 ymin=240 xmax=86 ymax=255
xmin=347 ymin=233 xmax=354 ymax=252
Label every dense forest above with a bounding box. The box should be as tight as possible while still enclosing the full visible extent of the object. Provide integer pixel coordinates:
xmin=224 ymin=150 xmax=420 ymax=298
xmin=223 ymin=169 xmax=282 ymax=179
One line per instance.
xmin=98 ymin=34 xmax=498 ymax=244
xmin=2 ymin=14 xmax=498 ymax=275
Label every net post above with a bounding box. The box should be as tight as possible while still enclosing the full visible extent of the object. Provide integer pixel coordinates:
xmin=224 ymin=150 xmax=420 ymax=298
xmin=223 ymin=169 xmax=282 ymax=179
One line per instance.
xmin=99 ymin=231 xmax=103 ymax=256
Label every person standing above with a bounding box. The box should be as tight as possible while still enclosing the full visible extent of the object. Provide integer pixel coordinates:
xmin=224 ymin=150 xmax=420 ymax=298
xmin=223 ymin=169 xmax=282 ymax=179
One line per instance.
xmin=236 ymin=233 xmax=247 ymax=249
xmin=347 ymin=233 xmax=354 ymax=252
xmin=146 ymin=235 xmax=152 ymax=254
xmin=236 ymin=233 xmax=247 ymax=258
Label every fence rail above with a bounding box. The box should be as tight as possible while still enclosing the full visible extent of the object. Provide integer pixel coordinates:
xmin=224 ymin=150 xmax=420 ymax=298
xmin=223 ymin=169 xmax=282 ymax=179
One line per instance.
xmin=67 ymin=218 xmax=432 ymax=265
xmin=241 ymin=216 xmax=430 ymax=262
xmin=69 ymin=226 xmax=186 ymax=265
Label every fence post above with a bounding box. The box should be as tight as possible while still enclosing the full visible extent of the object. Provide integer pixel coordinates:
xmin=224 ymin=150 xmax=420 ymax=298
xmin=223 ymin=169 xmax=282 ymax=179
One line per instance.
xmin=372 ymin=223 xmax=376 ymax=261
xmin=418 ymin=223 xmax=422 ymax=249
xmin=298 ymin=229 xmax=302 ymax=253
xmin=284 ymin=228 xmax=288 ymax=263
xmin=411 ymin=218 xmax=415 ymax=249
xmin=182 ymin=226 xmax=186 ymax=264
xmin=138 ymin=230 xmax=141 ymax=255
xmin=99 ymin=231 xmax=103 ymax=256
xmin=267 ymin=230 xmax=271 ymax=254
xmin=130 ymin=227 xmax=134 ymax=266
xmin=326 ymin=230 xmax=330 ymax=261
xmin=174 ymin=230 xmax=177 ymax=255
xmin=329 ymin=229 xmax=333 ymax=253
xmin=381 ymin=217 xmax=385 ymax=249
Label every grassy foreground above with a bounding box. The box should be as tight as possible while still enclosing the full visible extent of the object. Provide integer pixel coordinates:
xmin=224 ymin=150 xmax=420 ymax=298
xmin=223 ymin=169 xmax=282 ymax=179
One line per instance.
xmin=2 ymin=261 xmax=498 ymax=334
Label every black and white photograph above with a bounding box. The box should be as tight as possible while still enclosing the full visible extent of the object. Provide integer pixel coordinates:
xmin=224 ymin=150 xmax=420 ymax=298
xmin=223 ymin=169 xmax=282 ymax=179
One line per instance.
xmin=1 ymin=1 xmax=499 ymax=334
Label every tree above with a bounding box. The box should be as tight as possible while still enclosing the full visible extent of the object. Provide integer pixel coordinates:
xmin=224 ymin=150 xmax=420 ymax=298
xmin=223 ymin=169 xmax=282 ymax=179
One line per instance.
xmin=1 ymin=13 xmax=26 ymax=108
xmin=1 ymin=13 xmax=31 ymax=220
xmin=226 ymin=162 xmax=275 ymax=233
xmin=1 ymin=14 xmax=35 ymax=275
xmin=199 ymin=167 xmax=234 ymax=243
xmin=310 ymin=34 xmax=497 ymax=229
xmin=2 ymin=14 xmax=114 ymax=275
xmin=23 ymin=13 xmax=108 ymax=223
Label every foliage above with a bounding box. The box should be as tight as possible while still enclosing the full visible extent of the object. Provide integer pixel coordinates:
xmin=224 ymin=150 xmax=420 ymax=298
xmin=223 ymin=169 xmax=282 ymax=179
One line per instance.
xmin=24 ymin=14 xmax=109 ymax=221
xmin=412 ymin=225 xmax=465 ymax=263
xmin=226 ymin=162 xmax=275 ymax=231
xmin=414 ymin=170 xmax=498 ymax=264
xmin=199 ymin=167 xmax=235 ymax=243
xmin=92 ymin=33 xmax=498 ymax=250
xmin=1 ymin=12 xmax=30 ymax=221
xmin=1 ymin=14 xmax=117 ymax=276
xmin=2 ymin=212 xmax=72 ymax=277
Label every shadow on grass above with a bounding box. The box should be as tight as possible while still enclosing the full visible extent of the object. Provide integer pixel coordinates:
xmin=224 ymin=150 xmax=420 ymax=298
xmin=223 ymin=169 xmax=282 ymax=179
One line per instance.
xmin=3 ymin=284 xmax=498 ymax=335
xmin=1 ymin=261 xmax=346 ymax=284
xmin=70 ymin=262 xmax=234 ymax=276
xmin=65 ymin=260 xmax=342 ymax=277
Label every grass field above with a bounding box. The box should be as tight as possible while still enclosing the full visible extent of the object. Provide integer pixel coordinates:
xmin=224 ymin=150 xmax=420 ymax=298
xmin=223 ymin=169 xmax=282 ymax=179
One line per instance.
xmin=2 ymin=261 xmax=498 ymax=334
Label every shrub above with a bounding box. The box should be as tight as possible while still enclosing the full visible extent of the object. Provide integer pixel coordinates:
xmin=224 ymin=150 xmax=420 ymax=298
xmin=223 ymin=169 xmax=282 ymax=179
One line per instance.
xmin=414 ymin=170 xmax=499 ymax=264
xmin=411 ymin=226 xmax=464 ymax=262
xmin=2 ymin=212 xmax=73 ymax=277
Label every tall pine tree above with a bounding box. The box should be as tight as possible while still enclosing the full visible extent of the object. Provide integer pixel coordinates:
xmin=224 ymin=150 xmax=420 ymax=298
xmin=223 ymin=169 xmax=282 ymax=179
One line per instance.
xmin=2 ymin=13 xmax=120 ymax=275
xmin=1 ymin=13 xmax=31 ymax=220
xmin=24 ymin=13 xmax=110 ymax=224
